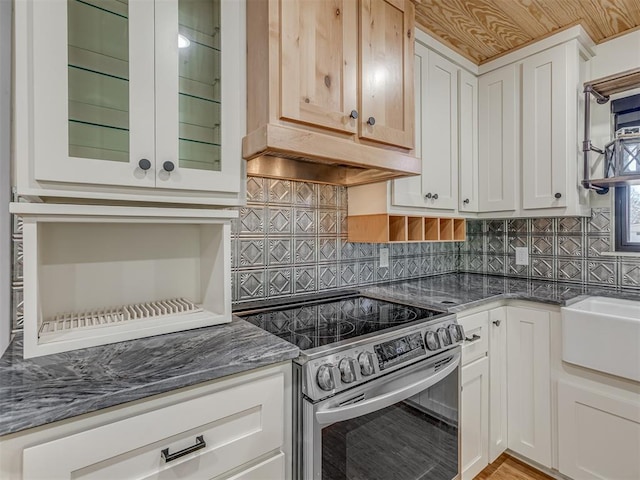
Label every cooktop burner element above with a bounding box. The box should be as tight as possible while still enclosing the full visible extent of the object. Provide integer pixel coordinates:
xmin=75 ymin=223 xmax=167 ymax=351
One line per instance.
xmin=239 ymin=295 xmax=443 ymax=350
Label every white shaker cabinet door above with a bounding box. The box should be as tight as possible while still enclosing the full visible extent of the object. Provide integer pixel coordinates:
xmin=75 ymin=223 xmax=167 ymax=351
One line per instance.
xmin=461 ymin=356 xmax=489 ymax=480
xmin=488 ymin=307 xmax=508 ymax=462
xmin=422 ymin=49 xmax=458 ymax=210
xmin=506 ymin=306 xmax=552 ymax=468
xmin=522 ymin=43 xmax=569 ymax=209
xmin=458 ymin=69 xmax=478 ymax=213
xmin=478 ymin=65 xmax=518 ymax=213
xmin=558 ymin=381 xmax=640 ymax=480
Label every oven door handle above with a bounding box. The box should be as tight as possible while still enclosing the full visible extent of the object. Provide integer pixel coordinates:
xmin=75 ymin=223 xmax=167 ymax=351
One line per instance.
xmin=315 ymin=352 xmax=460 ymax=425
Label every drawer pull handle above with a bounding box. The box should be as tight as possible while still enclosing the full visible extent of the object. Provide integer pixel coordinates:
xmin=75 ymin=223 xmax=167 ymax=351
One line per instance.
xmin=493 ymin=319 xmax=501 ymax=327
xmin=161 ymin=435 xmax=206 ymax=462
xmin=464 ymin=334 xmax=481 ymax=343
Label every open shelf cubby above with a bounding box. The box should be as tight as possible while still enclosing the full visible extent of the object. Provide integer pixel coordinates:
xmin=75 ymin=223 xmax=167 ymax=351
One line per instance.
xmin=347 ymin=214 xmax=466 ymax=243
xmin=11 ymin=203 xmax=236 ymax=358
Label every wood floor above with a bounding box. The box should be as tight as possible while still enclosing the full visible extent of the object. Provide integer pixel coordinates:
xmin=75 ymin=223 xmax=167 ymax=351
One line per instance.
xmin=474 ymin=454 xmax=554 ymax=480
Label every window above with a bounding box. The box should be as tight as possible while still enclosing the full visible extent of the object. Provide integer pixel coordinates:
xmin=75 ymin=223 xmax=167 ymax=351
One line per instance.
xmin=616 ymin=186 xmax=640 ymax=252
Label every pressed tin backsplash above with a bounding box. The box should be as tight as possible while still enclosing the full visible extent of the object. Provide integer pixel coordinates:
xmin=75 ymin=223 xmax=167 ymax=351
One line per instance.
xmin=459 ymin=209 xmax=640 ymax=289
xmin=231 ymin=178 xmax=459 ymax=304
xmin=9 ymin=182 xmax=640 ymax=329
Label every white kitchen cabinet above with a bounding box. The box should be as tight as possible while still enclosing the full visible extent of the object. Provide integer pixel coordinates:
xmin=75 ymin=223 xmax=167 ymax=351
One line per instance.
xmin=458 ymin=69 xmax=479 ymax=213
xmin=421 ymin=49 xmax=459 ymax=210
xmin=488 ymin=307 xmax=508 ymax=462
xmin=392 ymin=43 xmax=458 ymax=210
xmin=521 ymin=41 xmax=591 ymax=211
xmin=506 ymin=306 xmax=552 ymax=468
xmin=461 ymin=356 xmax=489 ymax=480
xmin=0 ymin=363 xmax=292 ymax=480
xmin=558 ymin=381 xmax=640 ymax=480
xmin=15 ymin=0 xmax=244 ymax=205
xmin=478 ymin=64 xmax=518 ymax=213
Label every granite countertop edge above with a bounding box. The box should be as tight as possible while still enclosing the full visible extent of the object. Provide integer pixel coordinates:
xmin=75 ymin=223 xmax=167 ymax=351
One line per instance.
xmin=0 ymin=317 xmax=299 ymax=437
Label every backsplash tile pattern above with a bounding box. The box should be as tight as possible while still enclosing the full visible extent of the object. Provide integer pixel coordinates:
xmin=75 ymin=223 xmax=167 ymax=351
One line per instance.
xmin=460 ymin=208 xmax=640 ymax=290
xmin=10 ymin=187 xmax=639 ymax=331
xmin=231 ymin=178 xmax=460 ymax=304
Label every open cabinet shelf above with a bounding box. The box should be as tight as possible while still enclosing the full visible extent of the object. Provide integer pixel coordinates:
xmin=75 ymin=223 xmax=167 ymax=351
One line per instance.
xmin=348 ymin=214 xmax=466 ymax=243
xmin=10 ymin=203 xmax=236 ymax=358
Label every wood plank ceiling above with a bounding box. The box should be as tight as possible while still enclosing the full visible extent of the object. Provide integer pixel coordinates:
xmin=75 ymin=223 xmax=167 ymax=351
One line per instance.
xmin=414 ymin=0 xmax=640 ymax=64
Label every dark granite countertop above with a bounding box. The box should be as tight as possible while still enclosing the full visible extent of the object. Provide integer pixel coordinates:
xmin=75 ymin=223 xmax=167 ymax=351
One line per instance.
xmin=0 ymin=318 xmax=298 ymax=437
xmin=363 ymin=273 xmax=640 ymax=313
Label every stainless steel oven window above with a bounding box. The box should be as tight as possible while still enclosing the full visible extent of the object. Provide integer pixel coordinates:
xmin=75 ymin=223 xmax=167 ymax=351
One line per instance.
xmin=301 ymin=349 xmax=461 ymax=480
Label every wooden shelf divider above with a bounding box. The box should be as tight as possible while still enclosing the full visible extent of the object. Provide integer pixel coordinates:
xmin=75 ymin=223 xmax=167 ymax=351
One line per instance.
xmin=348 ymin=214 xmax=466 ymax=243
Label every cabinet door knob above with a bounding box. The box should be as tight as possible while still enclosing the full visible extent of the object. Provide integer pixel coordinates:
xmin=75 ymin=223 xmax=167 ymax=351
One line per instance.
xmin=138 ymin=158 xmax=151 ymax=171
xmin=349 ymin=110 xmax=359 ymax=119
xmin=367 ymin=116 xmax=376 ymax=126
xmin=433 ymin=193 xmax=439 ymax=200
xmin=555 ymin=192 xmax=562 ymax=199
xmin=493 ymin=319 xmax=501 ymax=327
xmin=463 ymin=198 xmax=470 ymax=204
xmin=425 ymin=193 xmax=432 ymax=199
xmin=162 ymin=161 xmax=175 ymax=172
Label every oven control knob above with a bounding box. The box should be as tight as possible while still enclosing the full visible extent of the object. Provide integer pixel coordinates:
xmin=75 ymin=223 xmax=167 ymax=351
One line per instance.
xmin=437 ymin=327 xmax=452 ymax=346
xmin=339 ymin=358 xmax=358 ymax=384
xmin=425 ymin=331 xmax=441 ymax=351
xmin=316 ymin=364 xmax=336 ymax=391
xmin=358 ymin=352 xmax=376 ymax=376
xmin=448 ymin=324 xmax=463 ymax=343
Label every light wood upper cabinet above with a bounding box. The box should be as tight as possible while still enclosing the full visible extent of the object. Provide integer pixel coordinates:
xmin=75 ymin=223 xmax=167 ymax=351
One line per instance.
xmin=244 ymin=0 xmax=419 ymax=186
xmin=279 ymin=0 xmax=358 ymax=134
xmin=359 ymin=0 xmax=415 ymax=149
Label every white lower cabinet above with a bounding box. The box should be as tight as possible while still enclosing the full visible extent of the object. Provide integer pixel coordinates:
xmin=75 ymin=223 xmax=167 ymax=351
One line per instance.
xmin=488 ymin=307 xmax=507 ymax=462
xmin=461 ymin=356 xmax=489 ymax=480
xmin=558 ymin=381 xmax=640 ymax=480
xmin=1 ymin=364 xmax=291 ymax=480
xmin=506 ymin=306 xmax=552 ymax=468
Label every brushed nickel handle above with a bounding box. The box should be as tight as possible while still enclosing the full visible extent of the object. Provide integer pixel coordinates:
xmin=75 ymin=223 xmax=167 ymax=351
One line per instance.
xmin=349 ymin=110 xmax=358 ymax=119
xmin=465 ymin=334 xmax=481 ymax=343
xmin=367 ymin=116 xmax=376 ymax=126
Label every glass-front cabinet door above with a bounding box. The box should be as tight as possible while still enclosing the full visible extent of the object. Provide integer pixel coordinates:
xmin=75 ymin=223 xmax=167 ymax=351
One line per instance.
xmin=155 ymin=0 xmax=242 ymax=193
xmin=25 ymin=0 xmax=242 ymax=196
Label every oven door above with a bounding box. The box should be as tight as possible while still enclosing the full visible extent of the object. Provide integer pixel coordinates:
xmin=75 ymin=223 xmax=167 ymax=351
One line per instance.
xmin=302 ymin=348 xmax=461 ymax=480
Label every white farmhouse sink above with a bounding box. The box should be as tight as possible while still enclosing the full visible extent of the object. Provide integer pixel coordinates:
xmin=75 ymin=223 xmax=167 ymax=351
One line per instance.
xmin=561 ymin=297 xmax=640 ymax=382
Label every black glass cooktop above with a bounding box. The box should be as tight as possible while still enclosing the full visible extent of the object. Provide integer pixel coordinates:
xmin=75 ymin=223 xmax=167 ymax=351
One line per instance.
xmin=237 ymin=295 xmax=444 ymax=351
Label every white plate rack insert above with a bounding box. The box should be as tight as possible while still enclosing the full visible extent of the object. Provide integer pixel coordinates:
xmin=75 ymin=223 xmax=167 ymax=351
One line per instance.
xmin=39 ymin=298 xmax=205 ymax=342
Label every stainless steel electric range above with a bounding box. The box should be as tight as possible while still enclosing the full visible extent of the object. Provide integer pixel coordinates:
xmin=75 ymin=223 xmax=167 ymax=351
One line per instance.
xmin=236 ymin=291 xmax=464 ymax=480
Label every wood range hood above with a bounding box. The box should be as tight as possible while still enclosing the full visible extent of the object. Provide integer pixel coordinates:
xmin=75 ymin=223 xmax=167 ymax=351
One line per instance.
xmin=242 ymin=124 xmax=422 ymax=187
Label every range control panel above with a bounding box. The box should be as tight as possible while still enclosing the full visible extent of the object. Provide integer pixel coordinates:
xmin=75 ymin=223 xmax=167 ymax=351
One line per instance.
xmin=301 ymin=315 xmax=464 ymax=402
xmin=374 ymin=332 xmax=425 ymax=370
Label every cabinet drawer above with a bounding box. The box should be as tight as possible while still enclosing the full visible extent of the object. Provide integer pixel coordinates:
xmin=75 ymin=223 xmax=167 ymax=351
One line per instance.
xmin=459 ymin=311 xmax=489 ymax=366
xmin=23 ymin=373 xmax=284 ymax=480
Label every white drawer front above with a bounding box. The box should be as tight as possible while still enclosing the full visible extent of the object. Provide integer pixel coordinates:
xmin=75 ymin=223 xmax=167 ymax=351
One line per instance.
xmin=23 ymin=373 xmax=284 ymax=480
xmin=459 ymin=311 xmax=489 ymax=366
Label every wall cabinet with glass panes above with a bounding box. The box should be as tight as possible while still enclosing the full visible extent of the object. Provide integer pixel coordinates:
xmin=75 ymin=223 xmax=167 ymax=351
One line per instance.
xmin=15 ymin=0 xmax=244 ymax=206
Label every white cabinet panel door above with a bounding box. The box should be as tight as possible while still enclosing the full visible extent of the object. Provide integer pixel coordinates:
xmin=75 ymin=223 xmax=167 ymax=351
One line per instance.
xmin=558 ymin=381 xmax=640 ymax=480
xmin=522 ymin=44 xmax=569 ymax=209
xmin=422 ymin=50 xmax=458 ymax=210
xmin=458 ymin=69 xmax=478 ymax=213
xmin=488 ymin=307 xmax=508 ymax=462
xmin=478 ymin=65 xmax=517 ymax=213
xmin=461 ymin=357 xmax=489 ymax=480
xmin=506 ymin=306 xmax=552 ymax=467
